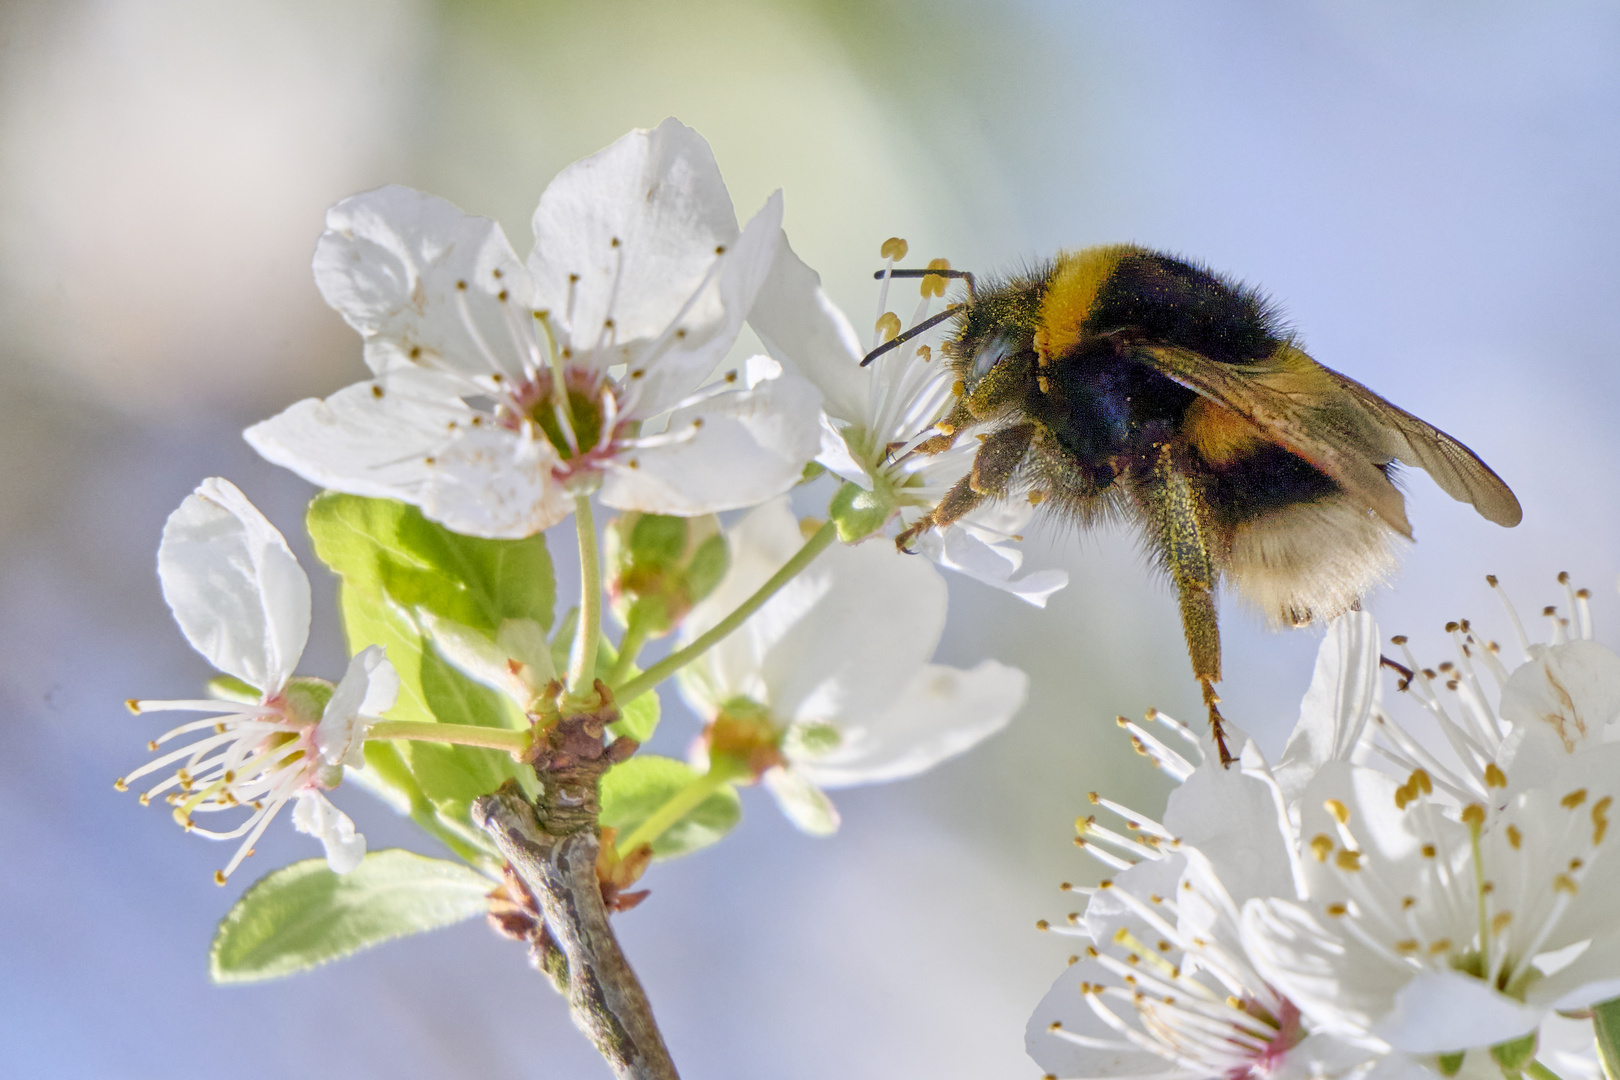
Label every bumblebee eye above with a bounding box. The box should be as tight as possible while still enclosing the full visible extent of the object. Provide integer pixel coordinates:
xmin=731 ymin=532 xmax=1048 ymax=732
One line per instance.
xmin=971 ymin=331 xmax=1017 ymax=381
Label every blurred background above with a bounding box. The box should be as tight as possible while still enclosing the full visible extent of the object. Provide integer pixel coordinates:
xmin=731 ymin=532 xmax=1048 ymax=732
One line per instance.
xmin=3 ymin=1 xmax=1618 ymax=1075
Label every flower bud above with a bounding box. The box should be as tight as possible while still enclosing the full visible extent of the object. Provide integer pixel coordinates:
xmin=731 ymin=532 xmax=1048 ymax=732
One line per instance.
xmin=604 ymin=512 xmax=729 ymax=637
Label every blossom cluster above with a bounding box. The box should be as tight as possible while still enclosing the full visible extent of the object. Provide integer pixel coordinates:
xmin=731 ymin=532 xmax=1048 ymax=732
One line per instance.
xmin=1028 ymin=585 xmax=1620 ymax=1080
xmin=118 ymin=120 xmax=1053 ymax=883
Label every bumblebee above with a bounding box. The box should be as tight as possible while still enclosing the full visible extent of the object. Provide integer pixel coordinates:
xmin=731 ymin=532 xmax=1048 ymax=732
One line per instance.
xmin=869 ymin=245 xmax=1521 ymax=765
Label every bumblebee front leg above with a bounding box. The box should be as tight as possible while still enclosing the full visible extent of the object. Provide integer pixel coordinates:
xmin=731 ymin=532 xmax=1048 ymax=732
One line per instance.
xmin=896 ymin=421 xmax=1038 ymax=551
xmin=1135 ymin=442 xmax=1234 ymax=767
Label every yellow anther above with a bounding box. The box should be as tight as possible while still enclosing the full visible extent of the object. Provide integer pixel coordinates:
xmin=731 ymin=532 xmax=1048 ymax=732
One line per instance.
xmin=1484 ymin=764 xmax=1507 ymax=789
xmin=213 ymin=870 xmax=227 ymax=886
xmin=1036 ymin=919 xmax=1050 ymax=931
xmin=125 ymin=698 xmax=141 ymax=713
xmin=1506 ymin=824 xmax=1522 ymax=849
xmin=1037 ymin=375 xmax=1051 ymax=394
xmin=1309 ymin=834 xmax=1334 ymax=861
xmin=1395 ymin=784 xmax=1414 ymax=810
xmin=1570 ymin=858 xmax=1584 ymax=871
xmin=1335 ymin=849 xmax=1363 ymax=871
xmin=1324 ymin=799 xmax=1350 ymax=824
xmin=1088 ymin=792 xmax=1100 ymax=803
xmin=1422 ymin=843 xmax=1437 ymax=858
xmin=1492 ymin=912 xmax=1513 ymax=935
xmin=951 ymin=379 xmax=966 ymax=397
xmin=1461 ymin=804 xmax=1486 ymax=828
xmin=917 ymin=344 xmax=932 ymax=362
xmin=1429 ymin=939 xmax=1452 ymax=955
xmin=1325 ymin=903 xmax=1347 ymax=917
xmin=875 ymin=311 xmax=901 ymax=342
xmin=1411 ymin=769 xmax=1433 ymax=795
xmin=1593 ymin=796 xmax=1611 ymax=845
xmin=1394 ymin=939 xmax=1420 ymax=955
xmin=138 ymin=793 xmax=150 ymax=806
xmin=879 ymin=237 xmax=909 ymax=261
xmin=1401 ymin=896 xmax=1416 ymax=910
xmin=1554 ymin=874 xmax=1579 ymax=895
xmin=113 ymin=778 xmax=128 ymax=792
xmin=1028 ymin=490 xmax=1046 ymax=506
xmin=1049 ymin=1021 xmax=1063 ymax=1031
xmin=920 ymin=257 xmax=952 ymax=298
xmin=1562 ymin=788 xmax=1589 ymax=809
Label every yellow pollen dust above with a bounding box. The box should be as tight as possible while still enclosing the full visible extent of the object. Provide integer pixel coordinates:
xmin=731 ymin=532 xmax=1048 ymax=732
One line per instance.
xmin=875 ymin=312 xmax=901 ymax=342
xmin=880 ymin=237 xmax=909 ymax=261
xmin=1563 ymin=788 xmax=1589 ymax=809
xmin=1484 ymin=764 xmax=1508 ymax=789
xmin=1324 ymin=798 xmax=1350 ymax=824
xmin=1309 ymin=834 xmax=1334 ymax=862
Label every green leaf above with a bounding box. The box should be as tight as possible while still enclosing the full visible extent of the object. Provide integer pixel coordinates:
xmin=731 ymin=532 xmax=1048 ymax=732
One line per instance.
xmin=307 ymin=494 xmax=534 ymax=806
xmin=612 ymin=688 xmax=660 ymax=743
xmin=1594 ymin=995 xmax=1620 ymax=1080
xmin=308 ymin=492 xmax=554 ymax=633
xmin=210 ymin=849 xmax=492 ymax=984
xmin=600 ymin=756 xmax=740 ymax=859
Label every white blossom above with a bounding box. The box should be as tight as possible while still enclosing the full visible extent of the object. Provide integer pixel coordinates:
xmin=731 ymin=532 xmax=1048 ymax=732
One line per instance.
xmin=1242 ymin=580 xmax=1620 ymax=1070
xmin=246 ymin=119 xmax=822 ymax=538
xmin=748 ymin=237 xmax=1068 ymax=606
xmin=674 ymin=497 xmax=1027 ymax=834
xmin=1029 ymin=711 xmax=1385 ymax=1080
xmin=118 ymin=478 xmax=398 ymax=880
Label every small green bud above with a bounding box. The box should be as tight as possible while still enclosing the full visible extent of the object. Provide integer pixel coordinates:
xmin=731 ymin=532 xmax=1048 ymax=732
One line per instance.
xmin=828 ymin=480 xmax=894 ymax=543
xmin=605 ymin=512 xmax=729 ymax=637
xmin=1490 ymin=1032 xmax=1537 ymax=1077
xmin=282 ymin=676 xmax=335 ymax=725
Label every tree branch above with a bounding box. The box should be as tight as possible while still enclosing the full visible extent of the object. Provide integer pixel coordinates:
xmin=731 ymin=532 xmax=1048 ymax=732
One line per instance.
xmin=471 ymin=684 xmax=674 ymax=1080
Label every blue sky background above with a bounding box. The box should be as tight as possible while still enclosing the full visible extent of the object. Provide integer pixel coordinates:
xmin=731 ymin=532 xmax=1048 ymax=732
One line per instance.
xmin=1 ymin=2 xmax=1617 ymax=1076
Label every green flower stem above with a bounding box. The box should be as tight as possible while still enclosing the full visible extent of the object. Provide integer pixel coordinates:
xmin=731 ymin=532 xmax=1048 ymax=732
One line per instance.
xmin=1527 ymin=1062 xmax=1566 ymax=1080
xmin=568 ymin=494 xmax=603 ymax=698
xmin=607 ymin=616 xmax=650 ymax=686
xmin=617 ymin=767 xmax=737 ymax=855
xmin=1594 ymin=995 xmax=1620 ymax=1080
xmin=613 ymin=520 xmax=836 ymax=704
xmin=368 ymin=720 xmax=529 ymax=755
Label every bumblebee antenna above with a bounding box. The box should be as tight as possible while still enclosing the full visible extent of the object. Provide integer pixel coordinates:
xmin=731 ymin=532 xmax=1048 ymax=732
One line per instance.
xmin=860 ymin=305 xmax=963 ymax=367
xmin=871 ymin=267 xmax=977 ymax=301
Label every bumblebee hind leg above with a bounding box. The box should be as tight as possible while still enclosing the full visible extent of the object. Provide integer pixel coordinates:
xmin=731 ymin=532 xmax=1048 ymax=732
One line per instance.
xmin=1135 ymin=442 xmax=1235 ymax=768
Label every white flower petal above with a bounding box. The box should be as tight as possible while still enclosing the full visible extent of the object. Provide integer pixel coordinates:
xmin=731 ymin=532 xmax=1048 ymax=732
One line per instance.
xmin=245 ymin=370 xmax=473 ymax=503
xmin=530 ymin=119 xmax=775 ymax=414
xmin=157 ymin=477 xmax=310 ymax=693
xmin=314 ymin=185 xmax=534 ymax=380
xmin=761 ymin=765 xmax=840 ymax=836
xmin=1499 ymin=640 xmax=1620 ymax=780
xmin=911 ymin=524 xmax=1069 ymax=607
xmin=416 ymin=425 xmax=572 ymax=539
xmin=599 ymin=356 xmax=821 ymax=516
xmin=815 ymin=415 xmax=874 ymax=489
xmin=292 ymin=790 xmax=366 ymax=874
xmin=1371 ymin=969 xmax=1542 ymax=1053
xmin=316 ymin=645 xmax=394 ymax=769
xmin=1273 ymin=611 xmax=1381 ymax=806
xmin=748 ymin=234 xmax=872 ymax=425
xmin=1163 ymin=740 xmax=1299 ymax=909
xmin=793 ymin=660 xmax=1027 ymax=788
xmin=1242 ymin=898 xmax=1408 ymax=1038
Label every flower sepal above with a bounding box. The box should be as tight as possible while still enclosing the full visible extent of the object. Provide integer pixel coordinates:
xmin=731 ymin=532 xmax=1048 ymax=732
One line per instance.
xmin=1489 ymin=1031 xmax=1539 ymax=1078
xmin=604 ymin=512 xmax=729 ymax=638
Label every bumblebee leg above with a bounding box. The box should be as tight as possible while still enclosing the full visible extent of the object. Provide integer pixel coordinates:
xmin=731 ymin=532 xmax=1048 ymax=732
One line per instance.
xmin=1136 ymin=442 xmax=1233 ymax=768
xmin=896 ymin=421 xmax=1038 ymax=551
